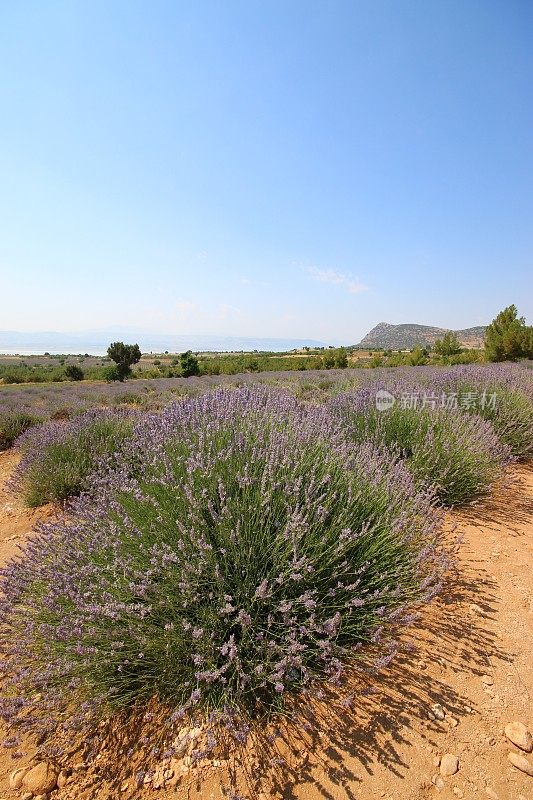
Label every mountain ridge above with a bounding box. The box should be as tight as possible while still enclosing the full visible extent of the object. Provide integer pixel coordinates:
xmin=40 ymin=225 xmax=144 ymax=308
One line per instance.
xmin=356 ymin=322 xmax=486 ymax=350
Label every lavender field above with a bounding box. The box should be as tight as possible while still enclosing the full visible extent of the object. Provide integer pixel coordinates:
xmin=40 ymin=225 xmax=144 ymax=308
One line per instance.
xmin=0 ymin=362 xmax=532 ymax=794
xmin=1 ymin=362 xmax=532 ymax=419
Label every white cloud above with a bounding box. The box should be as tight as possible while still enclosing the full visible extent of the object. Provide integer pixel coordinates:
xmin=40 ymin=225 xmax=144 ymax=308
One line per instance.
xmin=305 ymin=266 xmax=368 ymax=294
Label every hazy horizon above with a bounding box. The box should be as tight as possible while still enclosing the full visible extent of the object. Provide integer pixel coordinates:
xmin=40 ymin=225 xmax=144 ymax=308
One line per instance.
xmin=0 ymin=328 xmax=330 ymax=355
xmin=0 ymin=316 xmax=491 ymax=356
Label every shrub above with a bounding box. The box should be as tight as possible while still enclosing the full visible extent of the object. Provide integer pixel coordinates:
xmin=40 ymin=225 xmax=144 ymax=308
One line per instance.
xmin=180 ymin=350 xmax=200 ymax=377
xmin=330 ymin=390 xmax=510 ymax=505
xmin=11 ymin=408 xmax=136 ymax=506
xmin=0 ymin=388 xmax=445 ymax=751
xmin=457 ymin=385 xmax=533 ymax=459
xmin=103 ymin=364 xmax=121 ymax=382
xmin=0 ymin=411 xmax=41 ymax=451
xmin=65 ymin=365 xmax=84 ymax=381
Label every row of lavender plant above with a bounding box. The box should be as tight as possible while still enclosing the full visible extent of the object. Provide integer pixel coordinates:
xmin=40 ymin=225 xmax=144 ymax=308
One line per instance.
xmin=10 ymin=408 xmax=138 ymax=506
xmin=329 ymin=389 xmax=511 ymax=505
xmin=330 ymin=364 xmax=533 ymax=458
xmin=4 ymin=362 xmax=531 ymax=512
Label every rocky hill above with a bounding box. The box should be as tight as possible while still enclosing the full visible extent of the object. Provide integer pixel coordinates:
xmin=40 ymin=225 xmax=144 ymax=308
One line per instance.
xmin=356 ymin=322 xmax=486 ymax=350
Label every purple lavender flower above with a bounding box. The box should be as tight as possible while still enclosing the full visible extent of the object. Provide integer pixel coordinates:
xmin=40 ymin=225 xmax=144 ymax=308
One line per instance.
xmin=0 ymin=386 xmax=447 ymax=755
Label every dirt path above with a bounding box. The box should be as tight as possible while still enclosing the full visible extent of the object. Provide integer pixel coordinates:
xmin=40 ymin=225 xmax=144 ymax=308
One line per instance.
xmin=0 ymin=452 xmax=531 ymax=800
xmin=0 ymin=450 xmax=56 ymax=563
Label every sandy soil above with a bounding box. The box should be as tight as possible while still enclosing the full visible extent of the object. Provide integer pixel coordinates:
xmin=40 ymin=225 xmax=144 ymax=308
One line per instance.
xmin=0 ymin=451 xmax=531 ymax=800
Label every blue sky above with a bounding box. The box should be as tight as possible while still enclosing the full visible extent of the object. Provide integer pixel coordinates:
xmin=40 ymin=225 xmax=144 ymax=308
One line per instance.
xmin=1 ymin=0 xmax=532 ymax=344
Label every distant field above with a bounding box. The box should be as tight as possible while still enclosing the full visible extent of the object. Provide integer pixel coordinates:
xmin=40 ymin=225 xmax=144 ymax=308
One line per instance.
xmin=0 ymin=346 xmax=485 ymax=386
xmin=0 ymin=361 xmax=531 ymax=421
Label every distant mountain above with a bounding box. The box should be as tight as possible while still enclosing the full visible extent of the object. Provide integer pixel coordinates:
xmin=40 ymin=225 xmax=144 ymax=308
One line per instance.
xmin=356 ymin=322 xmax=486 ymax=350
xmin=0 ymin=330 xmax=328 ymax=356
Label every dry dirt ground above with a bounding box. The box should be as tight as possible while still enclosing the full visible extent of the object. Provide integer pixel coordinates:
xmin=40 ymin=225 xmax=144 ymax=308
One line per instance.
xmin=0 ymin=451 xmax=531 ymax=800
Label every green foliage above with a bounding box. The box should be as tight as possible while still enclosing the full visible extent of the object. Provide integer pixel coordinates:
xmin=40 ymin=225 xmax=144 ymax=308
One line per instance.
xmin=65 ymin=365 xmax=84 ymax=381
xmin=179 ymin=350 xmax=200 ymax=377
xmin=334 ymin=347 xmax=348 ymax=368
xmin=408 ymin=347 xmax=428 ymax=366
xmin=107 ymin=342 xmax=142 ymax=381
xmin=103 ymin=365 xmax=121 ymax=382
xmin=485 ymin=305 xmax=533 ymax=362
xmin=0 ymin=412 xmax=42 ymax=451
xmin=434 ymin=332 xmax=462 ymax=357
xmin=0 ymin=364 xmax=67 ymax=384
xmin=322 ymin=349 xmax=336 ymax=369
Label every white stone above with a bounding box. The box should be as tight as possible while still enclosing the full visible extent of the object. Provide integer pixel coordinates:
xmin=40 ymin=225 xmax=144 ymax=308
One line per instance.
xmin=504 ymin=722 xmax=533 ymax=753
xmin=440 ymin=754 xmax=459 ymax=776
xmin=507 ymin=751 xmax=533 ymax=777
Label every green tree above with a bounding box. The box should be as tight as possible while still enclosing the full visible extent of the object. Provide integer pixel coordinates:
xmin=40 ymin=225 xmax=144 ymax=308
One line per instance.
xmin=334 ymin=347 xmax=348 ymax=369
xmin=322 ymin=351 xmax=336 ymax=369
xmin=107 ymin=342 xmax=142 ymax=381
xmin=433 ymin=331 xmax=462 ymax=357
xmin=485 ymin=305 xmax=533 ymax=361
xmin=180 ymin=350 xmax=200 ymax=377
xmin=409 ymin=347 xmax=428 ymax=366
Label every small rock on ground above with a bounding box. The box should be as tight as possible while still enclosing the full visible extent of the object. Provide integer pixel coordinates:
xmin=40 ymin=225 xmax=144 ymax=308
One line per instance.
xmin=440 ymin=754 xmax=459 ymax=777
xmin=430 ymin=703 xmax=446 ymax=721
xmin=21 ymin=761 xmax=59 ymax=795
xmin=504 ymin=721 xmax=533 ymax=753
xmin=507 ymin=751 xmax=533 ymax=777
xmin=9 ymin=767 xmax=28 ymax=789
xmin=432 ymin=774 xmax=445 ymax=791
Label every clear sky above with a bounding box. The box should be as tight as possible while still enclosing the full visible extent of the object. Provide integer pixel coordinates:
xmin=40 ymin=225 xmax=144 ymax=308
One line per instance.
xmin=1 ymin=0 xmax=532 ymax=344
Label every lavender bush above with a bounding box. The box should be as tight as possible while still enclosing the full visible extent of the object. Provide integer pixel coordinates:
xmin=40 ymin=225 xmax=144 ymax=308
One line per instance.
xmin=330 ymin=390 xmax=511 ymax=505
xmin=11 ymin=408 xmax=136 ymax=506
xmin=0 ymin=388 xmax=444 ymax=749
xmin=0 ymin=410 xmax=42 ymax=451
xmin=454 ymin=385 xmax=533 ymax=458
